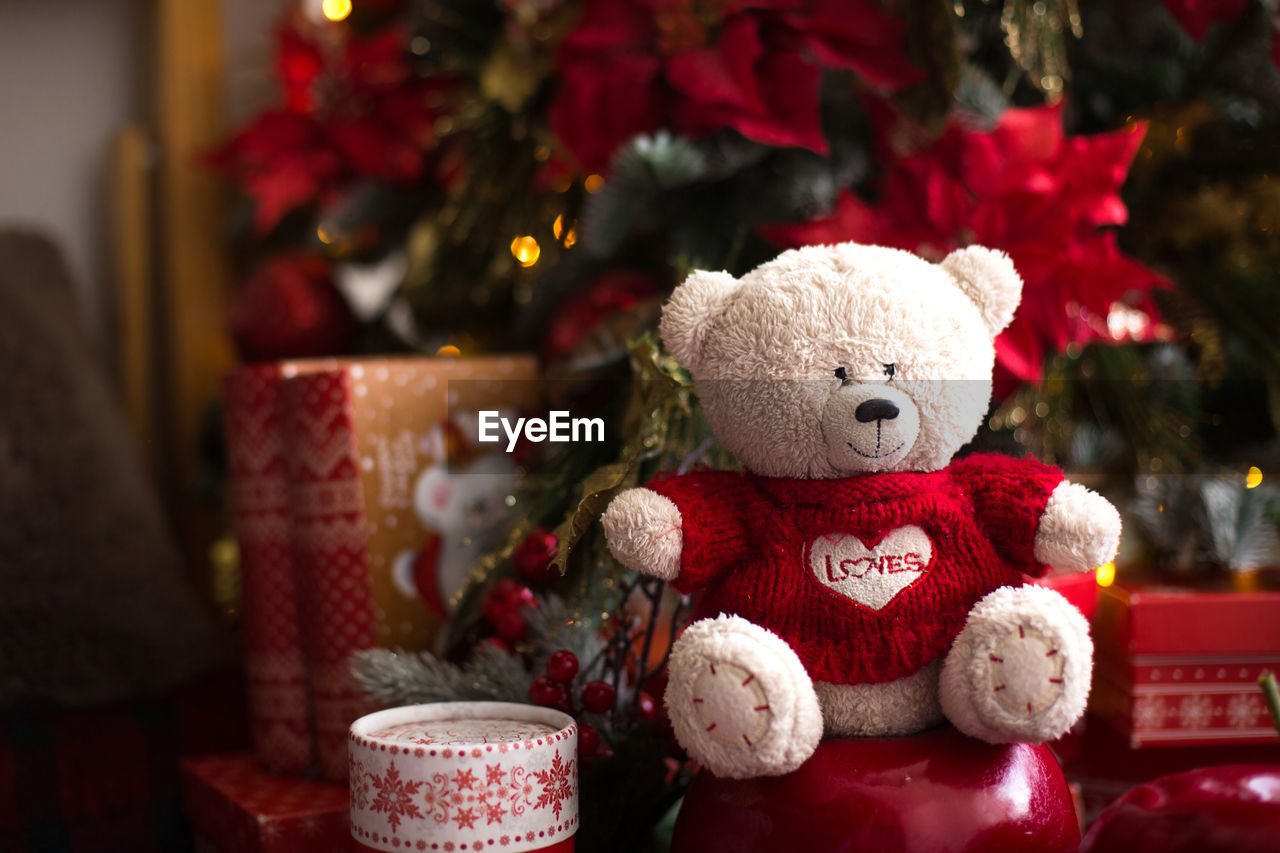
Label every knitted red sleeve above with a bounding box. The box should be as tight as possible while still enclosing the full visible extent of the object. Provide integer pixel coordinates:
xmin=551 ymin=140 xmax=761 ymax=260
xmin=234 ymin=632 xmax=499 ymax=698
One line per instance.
xmin=644 ymin=470 xmax=756 ymax=594
xmin=951 ymin=453 xmax=1065 ymax=577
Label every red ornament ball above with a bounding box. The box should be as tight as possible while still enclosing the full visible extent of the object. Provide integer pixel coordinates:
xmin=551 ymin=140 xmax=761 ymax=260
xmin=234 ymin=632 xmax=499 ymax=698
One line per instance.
xmin=635 ymin=691 xmax=656 ymax=721
xmin=514 ymin=527 xmax=560 ymax=583
xmin=545 ymin=650 xmax=580 ymax=684
xmin=529 ymin=676 xmax=566 ymax=708
xmin=229 ymin=253 xmax=357 ymax=361
xmin=672 ymin=727 xmax=1078 ymax=852
xmin=581 ymin=680 xmax=616 ymax=714
xmin=577 ymin=722 xmax=600 ymax=757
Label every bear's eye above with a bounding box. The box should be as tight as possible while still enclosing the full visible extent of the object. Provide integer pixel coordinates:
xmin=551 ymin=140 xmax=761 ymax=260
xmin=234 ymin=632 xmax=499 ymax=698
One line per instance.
xmin=883 ymin=363 xmax=896 ymax=379
xmin=834 ymin=367 xmax=848 ymax=381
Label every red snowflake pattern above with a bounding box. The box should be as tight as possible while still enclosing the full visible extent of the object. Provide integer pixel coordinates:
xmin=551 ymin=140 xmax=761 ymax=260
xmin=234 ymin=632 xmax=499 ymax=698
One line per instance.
xmin=531 ymin=752 xmax=575 ymax=820
xmin=369 ymin=761 xmax=424 ymax=832
xmin=349 ymin=757 xmax=371 ymax=810
xmin=420 ymin=762 xmax=541 ymax=830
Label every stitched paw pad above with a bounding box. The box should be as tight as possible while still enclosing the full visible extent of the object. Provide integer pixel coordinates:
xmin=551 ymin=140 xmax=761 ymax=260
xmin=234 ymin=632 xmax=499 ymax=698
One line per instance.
xmin=941 ymin=585 xmax=1092 ymax=744
xmin=667 ymin=615 xmax=822 ymax=779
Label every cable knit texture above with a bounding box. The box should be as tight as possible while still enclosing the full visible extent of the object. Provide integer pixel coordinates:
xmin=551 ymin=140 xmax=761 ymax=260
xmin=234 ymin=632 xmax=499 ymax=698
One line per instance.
xmin=646 ymin=453 xmax=1063 ymax=685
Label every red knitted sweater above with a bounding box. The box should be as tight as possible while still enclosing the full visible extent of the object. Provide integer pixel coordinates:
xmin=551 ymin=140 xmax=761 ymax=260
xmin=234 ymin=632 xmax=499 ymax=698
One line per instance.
xmin=646 ymin=453 xmax=1064 ymax=684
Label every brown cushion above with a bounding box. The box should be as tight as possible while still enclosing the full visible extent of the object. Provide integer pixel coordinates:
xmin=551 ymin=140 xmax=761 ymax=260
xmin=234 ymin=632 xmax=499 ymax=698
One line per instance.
xmin=0 ymin=230 xmax=218 ymax=707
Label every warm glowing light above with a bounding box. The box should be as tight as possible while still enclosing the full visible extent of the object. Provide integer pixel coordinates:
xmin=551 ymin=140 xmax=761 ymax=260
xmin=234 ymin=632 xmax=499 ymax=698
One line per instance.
xmin=317 ymin=225 xmax=334 ymax=244
xmin=584 ymin=174 xmax=604 ymax=193
xmin=552 ymin=215 xmax=577 ymax=247
xmin=436 ymin=344 xmax=461 ymax=357
xmin=1247 ymin=466 xmax=1264 ymax=488
xmin=322 ymin=0 xmax=352 ymax=22
xmin=510 ymin=235 xmax=541 ymax=267
xmin=1096 ymin=562 xmax=1116 ymax=587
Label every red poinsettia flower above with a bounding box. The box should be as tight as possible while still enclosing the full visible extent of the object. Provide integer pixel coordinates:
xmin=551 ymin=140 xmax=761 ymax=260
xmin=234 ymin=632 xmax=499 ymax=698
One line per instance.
xmin=549 ymin=0 xmax=922 ymax=174
xmin=211 ymin=21 xmax=451 ymax=233
xmin=761 ymin=105 xmax=1169 ymax=387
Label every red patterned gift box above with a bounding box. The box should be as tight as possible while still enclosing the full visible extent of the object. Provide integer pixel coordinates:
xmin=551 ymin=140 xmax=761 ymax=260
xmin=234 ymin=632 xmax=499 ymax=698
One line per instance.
xmin=1091 ymin=581 xmax=1280 ymax=747
xmin=281 ymin=357 xmax=539 ymax=781
xmin=225 ymin=362 xmax=338 ymax=776
xmin=182 ymin=753 xmax=350 ymax=853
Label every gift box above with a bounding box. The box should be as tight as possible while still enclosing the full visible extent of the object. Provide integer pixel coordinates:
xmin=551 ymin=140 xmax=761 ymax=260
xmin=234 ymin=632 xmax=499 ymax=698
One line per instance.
xmin=1027 ymin=568 xmax=1100 ymax=621
xmin=282 ymin=357 xmax=538 ymax=780
xmin=1091 ymin=581 xmax=1280 ymax=747
xmin=225 ymin=362 xmax=334 ymax=775
xmin=347 ymin=702 xmax=578 ymax=852
xmin=182 ymin=753 xmax=350 ymax=853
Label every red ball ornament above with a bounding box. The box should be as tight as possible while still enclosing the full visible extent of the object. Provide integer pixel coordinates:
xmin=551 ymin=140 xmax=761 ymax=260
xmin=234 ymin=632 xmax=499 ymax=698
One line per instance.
xmin=1079 ymin=765 xmax=1280 ymax=853
xmin=529 ymin=676 xmax=566 ymax=708
xmin=635 ymin=691 xmax=656 ymax=721
xmin=581 ymin=680 xmax=616 ymax=714
xmin=545 ymin=650 xmax=580 ymax=684
xmin=514 ymin=527 xmax=561 ymax=584
xmin=229 ymin=253 xmax=357 ymax=361
xmin=577 ymin=722 xmax=600 ymax=757
xmin=672 ymin=726 xmax=1079 ymax=853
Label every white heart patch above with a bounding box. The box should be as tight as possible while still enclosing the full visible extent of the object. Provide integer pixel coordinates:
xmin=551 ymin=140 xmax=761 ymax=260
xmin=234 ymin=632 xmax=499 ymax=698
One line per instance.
xmin=806 ymin=525 xmax=934 ymax=610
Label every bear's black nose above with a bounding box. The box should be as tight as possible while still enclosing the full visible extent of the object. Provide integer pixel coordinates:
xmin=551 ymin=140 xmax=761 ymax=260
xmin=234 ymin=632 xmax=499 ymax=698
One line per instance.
xmin=855 ymin=398 xmax=900 ymax=422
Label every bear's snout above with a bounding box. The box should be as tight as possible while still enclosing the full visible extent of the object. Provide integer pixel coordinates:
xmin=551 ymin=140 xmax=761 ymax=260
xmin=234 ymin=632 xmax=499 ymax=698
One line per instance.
xmin=822 ymin=384 xmax=920 ymax=474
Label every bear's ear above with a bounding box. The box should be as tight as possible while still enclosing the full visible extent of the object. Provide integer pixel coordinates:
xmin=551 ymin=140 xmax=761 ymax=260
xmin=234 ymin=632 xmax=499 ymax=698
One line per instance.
xmin=659 ymin=269 xmax=738 ymax=371
xmin=940 ymin=245 xmax=1023 ymax=336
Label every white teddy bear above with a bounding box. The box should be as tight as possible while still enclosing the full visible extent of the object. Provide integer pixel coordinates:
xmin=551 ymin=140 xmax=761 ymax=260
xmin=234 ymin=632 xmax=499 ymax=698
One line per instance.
xmin=602 ymin=243 xmax=1121 ymax=779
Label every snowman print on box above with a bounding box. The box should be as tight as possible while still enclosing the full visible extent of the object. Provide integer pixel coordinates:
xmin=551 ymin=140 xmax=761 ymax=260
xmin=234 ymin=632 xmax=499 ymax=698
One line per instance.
xmin=391 ymin=415 xmax=519 ymax=616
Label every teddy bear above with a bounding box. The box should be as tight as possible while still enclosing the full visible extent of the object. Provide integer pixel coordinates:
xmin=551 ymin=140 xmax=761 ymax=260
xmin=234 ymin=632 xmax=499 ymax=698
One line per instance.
xmin=601 ymin=242 xmax=1121 ymax=779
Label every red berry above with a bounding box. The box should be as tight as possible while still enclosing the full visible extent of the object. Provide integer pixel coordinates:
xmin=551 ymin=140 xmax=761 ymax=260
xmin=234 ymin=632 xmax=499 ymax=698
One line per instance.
xmin=514 ymin=527 xmax=560 ymax=583
xmin=636 ymin=691 xmax=656 ymax=721
xmin=483 ymin=579 xmax=536 ymax=624
xmin=529 ymin=676 xmax=565 ymax=708
xmin=581 ymin=680 xmax=616 ymax=714
xmin=545 ymin=650 xmax=580 ymax=684
xmin=495 ymin=610 xmax=528 ymax=643
xmin=577 ymin=722 xmax=599 ymax=757
xmin=484 ymin=636 xmax=512 ymax=654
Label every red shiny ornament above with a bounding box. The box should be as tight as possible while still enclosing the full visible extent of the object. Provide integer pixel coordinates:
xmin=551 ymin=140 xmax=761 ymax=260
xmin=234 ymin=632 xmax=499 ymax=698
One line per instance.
xmin=545 ymin=650 xmax=580 ymax=684
xmin=229 ymin=254 xmax=357 ymax=361
xmin=635 ymin=691 xmax=656 ymax=721
xmin=514 ymin=527 xmax=561 ymax=584
xmin=1079 ymin=765 xmax=1280 ymax=853
xmin=577 ymin=722 xmax=600 ymax=758
xmin=529 ymin=676 xmax=566 ymax=708
xmin=581 ymin=680 xmax=616 ymax=714
xmin=672 ymin=726 xmax=1079 ymax=853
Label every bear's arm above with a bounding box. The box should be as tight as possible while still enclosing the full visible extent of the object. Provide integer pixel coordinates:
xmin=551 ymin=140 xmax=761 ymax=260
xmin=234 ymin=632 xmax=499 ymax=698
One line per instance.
xmin=951 ymin=453 xmax=1065 ymax=576
xmin=643 ymin=470 xmax=758 ymax=594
